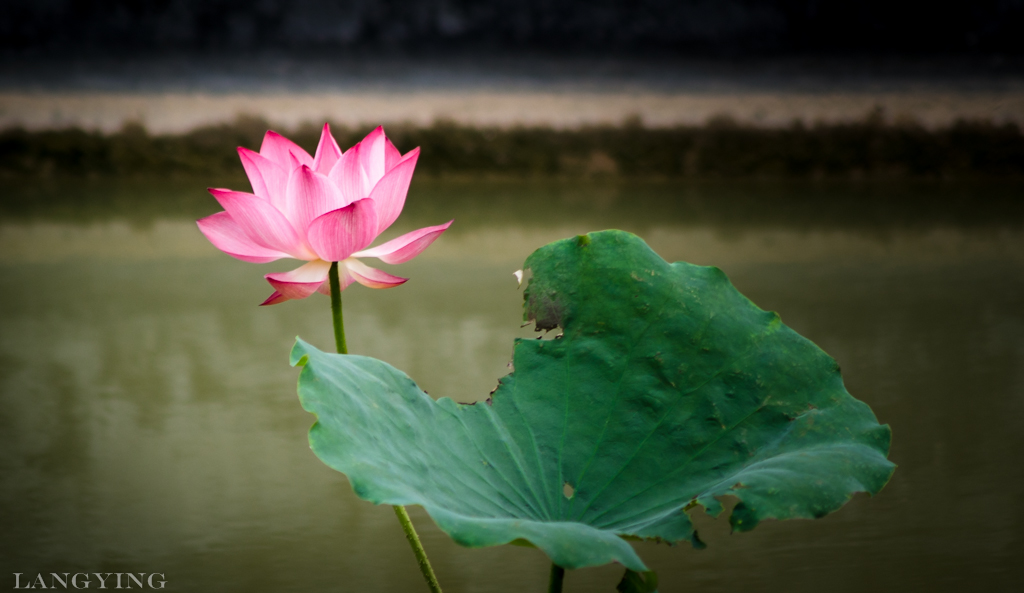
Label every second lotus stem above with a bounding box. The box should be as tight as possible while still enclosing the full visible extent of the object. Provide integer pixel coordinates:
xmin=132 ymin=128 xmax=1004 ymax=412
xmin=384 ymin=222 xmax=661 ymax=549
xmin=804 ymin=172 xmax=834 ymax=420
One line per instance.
xmin=328 ymin=261 xmax=443 ymax=593
xmin=548 ymin=564 xmax=565 ymax=593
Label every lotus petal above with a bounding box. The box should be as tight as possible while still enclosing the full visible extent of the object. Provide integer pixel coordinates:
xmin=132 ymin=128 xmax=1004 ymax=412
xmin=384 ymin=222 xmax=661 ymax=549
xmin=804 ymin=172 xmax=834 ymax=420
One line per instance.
xmin=344 ymin=258 xmax=408 ymax=289
xmin=353 ymin=220 xmax=453 ymax=264
xmin=327 ymin=145 xmax=371 ymax=206
xmin=286 ymin=165 xmax=346 ymax=235
xmin=358 ymin=126 xmax=388 ymax=188
xmin=196 ymin=211 xmax=291 ymax=263
xmin=316 ymin=264 xmax=356 ymax=296
xmin=264 ymin=260 xmax=332 ymax=304
xmin=208 ymin=188 xmax=314 ymax=260
xmin=384 ymin=137 xmax=403 ymax=170
xmin=367 ymin=148 xmax=419 ymax=235
xmin=312 ymin=123 xmax=343 ymax=175
xmin=307 ymin=199 xmax=379 ymax=262
xmin=238 ymin=147 xmax=290 ymax=212
xmin=260 ymin=290 xmax=290 ymax=306
xmin=260 ymin=130 xmax=313 ymax=169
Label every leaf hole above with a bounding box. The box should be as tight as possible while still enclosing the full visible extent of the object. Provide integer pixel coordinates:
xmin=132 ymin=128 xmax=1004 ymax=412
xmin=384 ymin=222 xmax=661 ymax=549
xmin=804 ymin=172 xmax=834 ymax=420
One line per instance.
xmin=563 ymin=482 xmax=575 ymax=499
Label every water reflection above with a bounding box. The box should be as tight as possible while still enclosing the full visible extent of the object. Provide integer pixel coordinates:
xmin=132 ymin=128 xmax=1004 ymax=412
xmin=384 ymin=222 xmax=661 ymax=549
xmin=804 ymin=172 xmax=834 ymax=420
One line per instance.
xmin=0 ymin=180 xmax=1022 ymax=592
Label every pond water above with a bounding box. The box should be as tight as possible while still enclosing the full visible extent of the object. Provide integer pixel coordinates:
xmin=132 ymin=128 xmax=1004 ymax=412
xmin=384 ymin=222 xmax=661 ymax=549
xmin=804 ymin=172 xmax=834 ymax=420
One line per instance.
xmin=1 ymin=179 xmax=1022 ymax=592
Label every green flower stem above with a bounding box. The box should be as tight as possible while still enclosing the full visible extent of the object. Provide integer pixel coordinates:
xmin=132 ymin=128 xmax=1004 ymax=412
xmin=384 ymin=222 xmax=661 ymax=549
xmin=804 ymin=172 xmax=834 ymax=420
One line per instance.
xmin=328 ymin=261 xmax=443 ymax=593
xmin=328 ymin=262 xmax=348 ymax=355
xmin=548 ymin=564 xmax=565 ymax=593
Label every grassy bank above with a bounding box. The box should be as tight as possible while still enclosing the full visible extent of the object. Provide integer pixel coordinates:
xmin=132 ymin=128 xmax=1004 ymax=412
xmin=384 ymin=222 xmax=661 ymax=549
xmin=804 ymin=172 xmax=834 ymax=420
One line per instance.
xmin=1 ymin=116 xmax=1022 ymax=180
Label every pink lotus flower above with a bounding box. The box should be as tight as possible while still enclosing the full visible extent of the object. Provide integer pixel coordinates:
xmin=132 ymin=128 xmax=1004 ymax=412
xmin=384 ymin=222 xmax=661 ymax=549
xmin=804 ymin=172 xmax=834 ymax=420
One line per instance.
xmin=198 ymin=125 xmax=452 ymax=306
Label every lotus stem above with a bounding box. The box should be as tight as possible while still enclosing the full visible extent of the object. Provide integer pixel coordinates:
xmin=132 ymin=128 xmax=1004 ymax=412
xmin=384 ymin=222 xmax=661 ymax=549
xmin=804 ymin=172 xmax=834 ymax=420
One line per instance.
xmin=393 ymin=505 xmax=444 ymax=593
xmin=328 ymin=263 xmax=442 ymax=593
xmin=328 ymin=262 xmax=348 ymax=355
xmin=548 ymin=564 xmax=565 ymax=593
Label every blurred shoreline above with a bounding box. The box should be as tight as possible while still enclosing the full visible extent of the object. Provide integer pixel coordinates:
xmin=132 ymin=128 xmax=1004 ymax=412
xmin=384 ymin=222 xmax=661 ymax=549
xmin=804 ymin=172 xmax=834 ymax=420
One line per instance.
xmin=3 ymin=89 xmax=1023 ymax=133
xmin=2 ymin=57 xmax=1021 ymax=180
xmin=2 ymin=118 xmax=1021 ymax=181
xmin=2 ymin=56 xmax=1023 ymax=133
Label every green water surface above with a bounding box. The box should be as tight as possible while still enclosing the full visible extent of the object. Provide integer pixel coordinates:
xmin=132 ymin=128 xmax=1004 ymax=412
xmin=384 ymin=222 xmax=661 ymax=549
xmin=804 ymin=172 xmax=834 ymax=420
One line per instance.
xmin=1 ymin=179 xmax=1021 ymax=592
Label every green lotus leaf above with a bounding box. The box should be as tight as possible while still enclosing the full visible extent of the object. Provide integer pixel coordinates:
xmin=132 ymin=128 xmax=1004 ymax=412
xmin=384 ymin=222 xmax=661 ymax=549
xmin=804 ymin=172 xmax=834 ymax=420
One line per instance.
xmin=291 ymin=230 xmax=894 ymax=571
